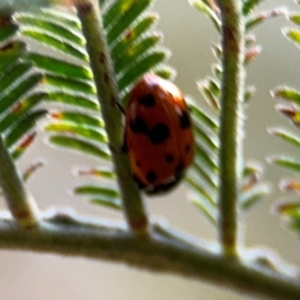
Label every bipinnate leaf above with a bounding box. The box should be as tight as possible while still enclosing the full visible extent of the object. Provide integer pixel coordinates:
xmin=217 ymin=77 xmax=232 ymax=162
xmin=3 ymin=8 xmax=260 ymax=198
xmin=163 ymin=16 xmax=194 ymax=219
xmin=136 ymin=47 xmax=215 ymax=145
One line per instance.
xmin=187 ymin=0 xmax=271 ymax=225
xmin=15 ymin=1 xmax=172 ymax=210
xmin=0 ymin=14 xmax=45 ymax=163
xmin=269 ymin=156 xmax=300 ymax=177
xmin=272 ymin=4 xmax=300 ymax=234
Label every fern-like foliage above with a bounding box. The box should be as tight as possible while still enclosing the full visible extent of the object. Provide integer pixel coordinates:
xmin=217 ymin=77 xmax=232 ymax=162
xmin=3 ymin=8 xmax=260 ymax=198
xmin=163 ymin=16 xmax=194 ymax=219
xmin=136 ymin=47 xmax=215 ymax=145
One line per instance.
xmin=187 ymin=0 xmax=282 ymax=224
xmin=15 ymin=1 xmax=172 ymax=210
xmin=269 ymin=3 xmax=300 ymax=235
xmin=0 ymin=12 xmax=45 ymax=193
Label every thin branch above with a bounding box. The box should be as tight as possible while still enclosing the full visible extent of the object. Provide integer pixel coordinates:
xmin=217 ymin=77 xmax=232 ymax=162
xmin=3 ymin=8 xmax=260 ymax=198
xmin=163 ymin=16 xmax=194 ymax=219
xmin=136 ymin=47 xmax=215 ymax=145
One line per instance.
xmin=0 ymin=136 xmax=39 ymax=228
xmin=0 ymin=212 xmax=299 ymax=300
xmin=216 ymin=0 xmax=245 ymax=257
xmin=75 ymin=0 xmax=149 ymax=235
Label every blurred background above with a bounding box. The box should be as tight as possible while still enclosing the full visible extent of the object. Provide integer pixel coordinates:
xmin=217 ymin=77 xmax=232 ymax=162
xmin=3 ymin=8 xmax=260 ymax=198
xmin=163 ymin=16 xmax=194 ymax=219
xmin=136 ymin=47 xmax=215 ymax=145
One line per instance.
xmin=1 ymin=0 xmax=300 ymax=299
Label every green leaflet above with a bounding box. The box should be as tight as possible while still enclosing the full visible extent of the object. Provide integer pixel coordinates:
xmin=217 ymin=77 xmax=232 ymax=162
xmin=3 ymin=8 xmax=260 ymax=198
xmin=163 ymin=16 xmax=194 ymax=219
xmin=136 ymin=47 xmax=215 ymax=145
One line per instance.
xmin=29 ymin=53 xmax=93 ymax=81
xmin=49 ymin=135 xmax=110 ymax=160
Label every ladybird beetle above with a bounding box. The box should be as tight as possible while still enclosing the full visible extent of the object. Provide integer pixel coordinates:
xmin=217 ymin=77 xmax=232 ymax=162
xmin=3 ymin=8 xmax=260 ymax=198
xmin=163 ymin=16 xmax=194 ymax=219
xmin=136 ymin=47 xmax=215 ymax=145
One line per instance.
xmin=124 ymin=73 xmax=195 ymax=195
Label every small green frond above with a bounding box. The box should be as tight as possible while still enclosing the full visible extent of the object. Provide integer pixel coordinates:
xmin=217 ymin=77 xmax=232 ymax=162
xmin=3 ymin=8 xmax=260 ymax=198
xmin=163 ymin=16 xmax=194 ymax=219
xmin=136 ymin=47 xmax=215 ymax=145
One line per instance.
xmin=189 ymin=0 xmax=221 ymax=32
xmin=39 ymin=8 xmax=81 ymax=28
xmin=242 ymin=0 xmax=263 ymax=16
xmin=0 ymin=92 xmax=45 ymax=133
xmin=187 ymin=100 xmax=219 ymax=132
xmin=283 ymin=28 xmax=300 ymax=49
xmin=10 ymin=131 xmax=37 ymax=160
xmin=244 ymin=86 xmax=256 ymax=103
xmin=275 ymin=104 xmax=300 ymax=128
xmin=22 ymin=160 xmax=45 ymax=181
xmin=280 ymin=179 xmax=300 ymax=194
xmin=269 ymin=127 xmax=300 ymax=149
xmin=245 ymin=9 xmax=285 ymax=31
xmin=45 ymin=92 xmax=99 ymax=111
xmin=16 ymin=12 xmax=87 ymax=60
xmin=0 ymin=72 xmax=43 ymax=114
xmin=288 ymin=13 xmax=300 ymax=26
xmin=118 ymin=50 xmax=169 ymax=92
xmin=90 ymin=198 xmax=122 ymax=210
xmin=49 ymin=135 xmax=110 ymax=160
xmin=75 ymin=184 xmax=121 ymax=210
xmin=185 ymin=175 xmax=217 ymax=206
xmin=106 ymin=0 xmax=152 ymax=44
xmin=245 ymin=46 xmax=262 ymax=65
xmin=152 ymin=65 xmax=176 ymax=80
xmin=110 ymin=14 xmax=158 ymax=59
xmin=197 ymin=79 xmax=220 ymax=110
xmin=74 ymin=166 xmax=116 ymax=179
xmin=75 ymin=185 xmax=119 ymax=198
xmin=45 ymin=123 xmax=107 ymax=144
xmin=28 ymin=53 xmax=93 ymax=81
xmin=276 ymin=199 xmax=300 ymax=216
xmin=272 ymin=86 xmax=300 ymax=106
xmin=0 ymin=17 xmax=18 ymax=42
xmin=189 ymin=193 xmax=217 ymax=225
xmin=275 ymin=200 xmax=300 ymax=234
xmin=17 ymin=13 xmax=83 ymax=45
xmin=194 ymin=142 xmax=218 ymax=172
xmin=114 ymin=34 xmax=162 ymax=74
xmin=49 ymin=111 xmax=104 ymax=128
xmin=44 ymin=74 xmax=95 ymax=95
xmin=187 ymin=96 xmax=220 ymax=224
xmin=241 ymin=183 xmax=271 ymax=211
xmin=0 ymin=60 xmax=32 ymax=98
xmin=0 ymin=41 xmax=26 ymax=70
xmin=240 ymin=160 xmax=269 ymax=211
xmin=193 ymin=121 xmax=219 ymax=152
xmin=189 ymin=162 xmax=218 ymax=190
xmin=287 ymin=214 xmax=300 ymax=233
xmin=269 ymin=155 xmax=300 ymax=174
xmin=5 ymin=109 xmax=47 ymax=149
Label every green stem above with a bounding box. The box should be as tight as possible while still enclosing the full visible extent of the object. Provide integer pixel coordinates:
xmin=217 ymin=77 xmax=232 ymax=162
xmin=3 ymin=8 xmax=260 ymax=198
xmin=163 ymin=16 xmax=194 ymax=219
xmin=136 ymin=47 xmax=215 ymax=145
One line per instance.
xmin=76 ymin=1 xmax=149 ymax=235
xmin=0 ymin=136 xmax=39 ymax=228
xmin=0 ymin=212 xmax=299 ymax=300
xmin=217 ymin=0 xmax=245 ymax=257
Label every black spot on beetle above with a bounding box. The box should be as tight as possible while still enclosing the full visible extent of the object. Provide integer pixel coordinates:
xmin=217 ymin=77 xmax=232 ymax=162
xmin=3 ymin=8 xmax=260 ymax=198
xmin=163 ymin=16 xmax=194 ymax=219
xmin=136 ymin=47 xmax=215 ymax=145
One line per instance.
xmin=165 ymin=153 xmax=175 ymax=163
xmin=146 ymin=170 xmax=157 ymax=183
xmin=179 ymin=110 xmax=191 ymax=129
xmin=135 ymin=160 xmax=142 ymax=168
xmin=185 ymin=144 xmax=191 ymax=153
xmin=148 ymin=123 xmax=170 ymax=144
xmin=133 ymin=174 xmax=147 ymax=189
xmin=176 ymin=163 xmax=184 ymax=175
xmin=129 ymin=116 xmax=148 ymax=134
xmin=138 ymin=94 xmax=156 ymax=107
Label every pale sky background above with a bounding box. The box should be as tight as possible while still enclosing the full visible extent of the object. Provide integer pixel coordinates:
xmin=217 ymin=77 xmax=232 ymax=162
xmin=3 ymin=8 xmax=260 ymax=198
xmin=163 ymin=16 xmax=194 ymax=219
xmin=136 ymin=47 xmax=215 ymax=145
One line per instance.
xmin=1 ymin=0 xmax=300 ymax=300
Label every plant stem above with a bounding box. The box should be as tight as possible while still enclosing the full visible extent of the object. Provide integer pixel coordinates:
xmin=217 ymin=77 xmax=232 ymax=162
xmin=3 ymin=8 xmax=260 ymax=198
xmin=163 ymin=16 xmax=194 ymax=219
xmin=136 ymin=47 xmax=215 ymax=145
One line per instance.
xmin=217 ymin=0 xmax=245 ymax=257
xmin=0 ymin=136 xmax=39 ymax=228
xmin=0 ymin=212 xmax=299 ymax=300
xmin=75 ymin=0 xmax=149 ymax=235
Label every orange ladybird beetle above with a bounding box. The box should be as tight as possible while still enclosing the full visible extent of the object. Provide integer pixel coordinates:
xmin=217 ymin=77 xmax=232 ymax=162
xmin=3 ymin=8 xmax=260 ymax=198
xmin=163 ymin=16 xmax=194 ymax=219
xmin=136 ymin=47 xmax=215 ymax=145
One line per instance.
xmin=124 ymin=73 xmax=195 ymax=195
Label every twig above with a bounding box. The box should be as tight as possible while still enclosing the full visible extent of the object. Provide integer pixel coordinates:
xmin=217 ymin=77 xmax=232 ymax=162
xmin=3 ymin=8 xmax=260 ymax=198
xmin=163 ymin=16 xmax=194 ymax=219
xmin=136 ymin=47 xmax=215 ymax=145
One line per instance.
xmin=217 ymin=0 xmax=245 ymax=257
xmin=75 ymin=0 xmax=149 ymax=235
xmin=0 ymin=211 xmax=299 ymax=300
xmin=0 ymin=136 xmax=39 ymax=228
